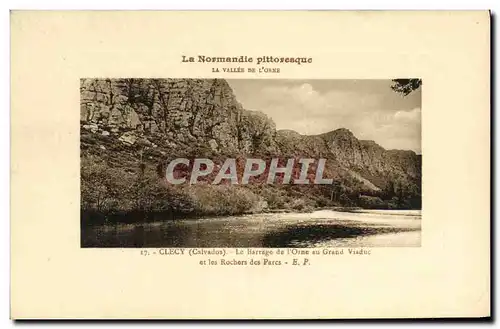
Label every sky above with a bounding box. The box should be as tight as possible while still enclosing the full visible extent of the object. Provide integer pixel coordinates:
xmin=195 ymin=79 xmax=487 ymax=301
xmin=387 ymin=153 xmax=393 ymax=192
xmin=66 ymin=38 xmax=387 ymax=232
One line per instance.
xmin=227 ymin=79 xmax=422 ymax=154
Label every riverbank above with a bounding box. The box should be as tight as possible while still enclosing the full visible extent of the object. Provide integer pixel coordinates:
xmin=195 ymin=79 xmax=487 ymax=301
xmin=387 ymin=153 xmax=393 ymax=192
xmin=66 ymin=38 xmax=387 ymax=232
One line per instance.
xmin=81 ymin=204 xmax=422 ymax=226
xmin=81 ymin=209 xmax=422 ymax=248
xmin=82 ymin=201 xmax=424 ymax=225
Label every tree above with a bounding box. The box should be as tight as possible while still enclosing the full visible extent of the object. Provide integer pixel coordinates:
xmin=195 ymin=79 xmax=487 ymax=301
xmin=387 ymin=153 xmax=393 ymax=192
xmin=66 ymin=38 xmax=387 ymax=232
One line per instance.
xmin=391 ymin=79 xmax=422 ymax=96
xmin=330 ymin=181 xmax=342 ymax=202
xmin=383 ymin=180 xmax=397 ymax=200
xmin=396 ymin=182 xmax=405 ymax=208
xmin=81 ymin=157 xmax=118 ymax=212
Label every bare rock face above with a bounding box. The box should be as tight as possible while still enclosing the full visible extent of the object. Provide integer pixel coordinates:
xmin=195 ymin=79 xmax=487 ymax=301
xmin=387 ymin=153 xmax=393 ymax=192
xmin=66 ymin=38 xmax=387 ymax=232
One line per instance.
xmin=322 ymin=128 xmax=421 ymax=193
xmin=275 ymin=127 xmax=421 ymax=193
xmin=324 ymin=128 xmax=391 ymax=172
xmin=118 ymin=132 xmax=137 ymax=145
xmin=80 ymin=78 xmax=277 ymax=153
xmin=237 ymin=110 xmax=277 ymax=154
xmin=275 ymin=132 xmax=327 ymax=157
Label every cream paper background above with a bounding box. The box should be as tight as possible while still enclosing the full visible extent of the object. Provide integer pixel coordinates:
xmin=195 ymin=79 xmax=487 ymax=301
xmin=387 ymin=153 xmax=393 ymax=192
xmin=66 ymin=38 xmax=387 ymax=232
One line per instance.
xmin=10 ymin=11 xmax=490 ymax=319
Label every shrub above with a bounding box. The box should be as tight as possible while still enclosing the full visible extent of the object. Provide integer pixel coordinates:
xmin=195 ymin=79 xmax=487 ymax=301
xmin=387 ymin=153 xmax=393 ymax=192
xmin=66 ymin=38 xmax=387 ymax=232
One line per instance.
xmin=359 ymin=195 xmax=386 ymax=209
xmin=259 ymin=188 xmax=287 ymax=209
xmin=188 ymin=185 xmax=261 ymax=216
xmin=289 ymin=198 xmax=315 ymax=212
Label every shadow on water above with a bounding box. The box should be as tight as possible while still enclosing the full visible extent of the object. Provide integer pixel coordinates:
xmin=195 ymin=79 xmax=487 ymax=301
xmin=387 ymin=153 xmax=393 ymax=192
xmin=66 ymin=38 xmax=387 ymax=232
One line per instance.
xmin=82 ymin=210 xmax=421 ymax=248
xmin=82 ymin=223 xmax=196 ymax=248
xmin=261 ymin=224 xmax=419 ymax=248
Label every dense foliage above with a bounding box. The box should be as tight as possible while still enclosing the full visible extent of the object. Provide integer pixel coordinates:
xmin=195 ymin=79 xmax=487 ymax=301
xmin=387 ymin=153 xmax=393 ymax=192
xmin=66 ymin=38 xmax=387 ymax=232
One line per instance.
xmin=81 ymin=152 xmax=421 ymax=226
xmin=391 ymin=79 xmax=422 ymax=96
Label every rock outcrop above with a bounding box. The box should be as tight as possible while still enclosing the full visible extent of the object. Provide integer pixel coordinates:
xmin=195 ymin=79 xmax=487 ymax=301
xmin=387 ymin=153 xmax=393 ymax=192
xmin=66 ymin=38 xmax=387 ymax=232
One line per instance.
xmin=80 ymin=78 xmax=277 ymax=154
xmin=81 ymin=78 xmax=421 ymax=197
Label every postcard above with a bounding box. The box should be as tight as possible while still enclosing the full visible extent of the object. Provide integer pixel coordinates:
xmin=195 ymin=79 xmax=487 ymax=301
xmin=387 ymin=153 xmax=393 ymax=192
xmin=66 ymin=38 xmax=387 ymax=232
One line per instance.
xmin=10 ymin=11 xmax=490 ymax=319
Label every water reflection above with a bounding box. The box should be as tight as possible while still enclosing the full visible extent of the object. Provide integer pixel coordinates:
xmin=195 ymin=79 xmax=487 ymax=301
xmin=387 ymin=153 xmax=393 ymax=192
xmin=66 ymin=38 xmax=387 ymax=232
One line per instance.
xmin=261 ymin=223 xmax=418 ymax=247
xmin=82 ymin=210 xmax=421 ymax=248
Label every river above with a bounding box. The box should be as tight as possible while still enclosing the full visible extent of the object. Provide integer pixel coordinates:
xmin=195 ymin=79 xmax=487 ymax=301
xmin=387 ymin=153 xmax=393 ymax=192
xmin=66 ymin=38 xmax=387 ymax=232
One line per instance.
xmin=81 ymin=209 xmax=421 ymax=248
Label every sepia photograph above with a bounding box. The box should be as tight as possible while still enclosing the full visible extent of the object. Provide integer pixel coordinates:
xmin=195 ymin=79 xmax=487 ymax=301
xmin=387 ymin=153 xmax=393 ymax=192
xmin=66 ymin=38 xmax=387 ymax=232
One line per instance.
xmin=80 ymin=78 xmax=422 ymax=248
xmin=11 ymin=10 xmax=490 ymax=320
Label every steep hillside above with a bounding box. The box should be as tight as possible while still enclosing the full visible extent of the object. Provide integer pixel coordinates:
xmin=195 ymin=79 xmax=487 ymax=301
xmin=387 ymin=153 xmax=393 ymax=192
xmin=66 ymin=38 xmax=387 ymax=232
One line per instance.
xmin=80 ymin=78 xmax=422 ymax=223
xmin=81 ymin=78 xmax=277 ymax=155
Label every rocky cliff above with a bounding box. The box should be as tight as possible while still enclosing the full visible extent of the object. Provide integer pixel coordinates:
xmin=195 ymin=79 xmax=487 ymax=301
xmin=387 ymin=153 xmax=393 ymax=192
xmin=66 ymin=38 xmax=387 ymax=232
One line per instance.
xmin=81 ymin=78 xmax=277 ymax=155
xmin=81 ymin=78 xmax=421 ymax=204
